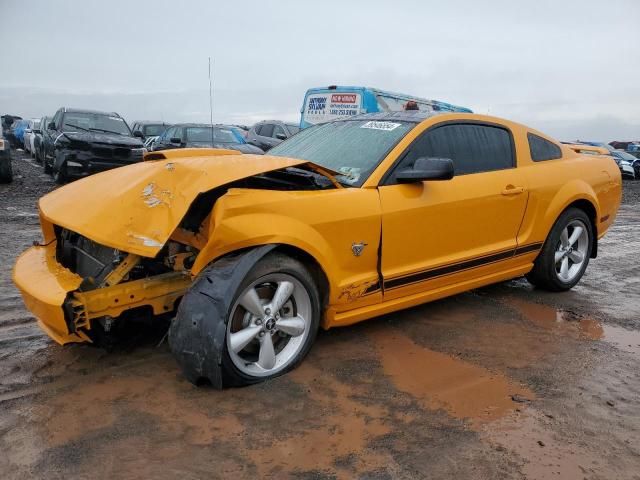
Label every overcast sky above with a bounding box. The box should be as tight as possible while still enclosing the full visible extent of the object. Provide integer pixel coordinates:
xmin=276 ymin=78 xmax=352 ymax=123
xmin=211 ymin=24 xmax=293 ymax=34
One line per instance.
xmin=1 ymin=0 xmax=639 ymax=140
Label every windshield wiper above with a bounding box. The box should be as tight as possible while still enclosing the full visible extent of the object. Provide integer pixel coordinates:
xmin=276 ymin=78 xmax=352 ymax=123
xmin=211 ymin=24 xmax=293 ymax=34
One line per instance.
xmin=63 ymin=123 xmax=91 ymax=132
xmin=89 ymin=127 xmax=126 ymax=136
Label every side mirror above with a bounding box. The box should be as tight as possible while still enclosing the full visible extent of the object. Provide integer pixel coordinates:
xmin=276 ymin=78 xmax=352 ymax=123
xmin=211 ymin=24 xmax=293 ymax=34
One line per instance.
xmin=275 ymin=133 xmax=287 ymax=140
xmin=170 ymin=137 xmax=182 ymax=144
xmin=395 ymin=157 xmax=455 ymax=183
xmin=48 ymin=122 xmax=56 ymax=130
xmin=133 ymin=130 xmax=144 ymax=138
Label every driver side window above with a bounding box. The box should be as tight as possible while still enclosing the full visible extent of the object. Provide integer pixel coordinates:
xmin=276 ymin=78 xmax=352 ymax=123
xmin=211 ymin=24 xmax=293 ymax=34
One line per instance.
xmin=390 ymin=122 xmax=514 ymax=183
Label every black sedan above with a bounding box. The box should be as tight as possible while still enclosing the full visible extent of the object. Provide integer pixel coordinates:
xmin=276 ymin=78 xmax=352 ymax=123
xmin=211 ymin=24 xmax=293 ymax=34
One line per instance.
xmin=152 ymin=123 xmax=264 ymax=154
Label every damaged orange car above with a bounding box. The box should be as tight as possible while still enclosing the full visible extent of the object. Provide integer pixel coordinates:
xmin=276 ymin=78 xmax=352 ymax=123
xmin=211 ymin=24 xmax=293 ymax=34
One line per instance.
xmin=13 ymin=112 xmax=621 ymax=387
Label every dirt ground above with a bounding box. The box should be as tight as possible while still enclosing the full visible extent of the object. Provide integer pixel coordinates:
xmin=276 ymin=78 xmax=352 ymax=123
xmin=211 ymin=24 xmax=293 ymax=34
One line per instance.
xmin=1 ymin=150 xmax=639 ymax=480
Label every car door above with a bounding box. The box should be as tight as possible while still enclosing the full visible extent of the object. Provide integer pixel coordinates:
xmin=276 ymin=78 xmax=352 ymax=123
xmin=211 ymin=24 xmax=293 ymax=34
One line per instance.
xmin=45 ymin=111 xmax=62 ymax=164
xmin=252 ymin=123 xmax=277 ymax=151
xmin=157 ymin=126 xmax=180 ymax=150
xmin=378 ymin=121 xmax=529 ymax=301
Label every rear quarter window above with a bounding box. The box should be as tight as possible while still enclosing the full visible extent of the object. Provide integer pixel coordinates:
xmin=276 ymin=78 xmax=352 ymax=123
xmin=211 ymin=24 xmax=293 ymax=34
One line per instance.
xmin=528 ymin=133 xmax=562 ymax=161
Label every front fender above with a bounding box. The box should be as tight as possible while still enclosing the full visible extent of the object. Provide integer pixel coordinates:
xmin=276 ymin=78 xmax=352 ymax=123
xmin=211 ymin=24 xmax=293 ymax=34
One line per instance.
xmin=169 ymin=244 xmax=276 ymax=387
xmin=192 ymin=212 xmax=336 ymax=292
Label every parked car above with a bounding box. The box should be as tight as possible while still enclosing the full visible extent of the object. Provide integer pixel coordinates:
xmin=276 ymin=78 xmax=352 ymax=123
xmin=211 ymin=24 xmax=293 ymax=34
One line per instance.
xmin=612 ymin=150 xmax=639 ymax=179
xmin=0 ymin=122 xmax=12 ymax=183
xmin=627 ymin=144 xmax=640 ymax=159
xmin=565 ymin=143 xmax=635 ymax=180
xmin=13 ymin=111 xmax=621 ymax=388
xmin=11 ymin=119 xmax=30 ymax=148
xmin=1 ymin=114 xmax=22 ymax=148
xmin=33 ymin=116 xmax=50 ymax=163
xmin=246 ymin=120 xmax=300 ymax=151
xmin=43 ymin=107 xmax=146 ymax=183
xmin=130 ymin=121 xmax=172 ymax=140
xmin=23 ymin=118 xmax=41 ymax=156
xmin=300 ymin=85 xmax=472 ymax=129
xmin=153 ymin=123 xmax=264 ymax=154
xmin=232 ymin=125 xmax=250 ymax=138
xmin=609 ymin=141 xmax=638 ymax=151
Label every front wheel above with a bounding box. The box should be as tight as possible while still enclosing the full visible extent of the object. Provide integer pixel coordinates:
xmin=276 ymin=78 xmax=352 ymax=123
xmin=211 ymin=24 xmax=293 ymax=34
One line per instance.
xmin=170 ymin=252 xmax=320 ymax=387
xmin=526 ymin=208 xmax=593 ymax=291
xmin=53 ymin=158 xmax=67 ymax=184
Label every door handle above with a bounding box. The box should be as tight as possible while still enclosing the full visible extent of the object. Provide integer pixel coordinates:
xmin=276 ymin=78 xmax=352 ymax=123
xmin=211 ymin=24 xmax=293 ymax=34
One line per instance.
xmin=501 ymin=185 xmax=525 ymax=195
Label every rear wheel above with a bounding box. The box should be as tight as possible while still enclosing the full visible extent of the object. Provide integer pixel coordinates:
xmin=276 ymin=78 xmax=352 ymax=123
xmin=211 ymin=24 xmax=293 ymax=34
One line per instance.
xmin=526 ymin=208 xmax=592 ymax=291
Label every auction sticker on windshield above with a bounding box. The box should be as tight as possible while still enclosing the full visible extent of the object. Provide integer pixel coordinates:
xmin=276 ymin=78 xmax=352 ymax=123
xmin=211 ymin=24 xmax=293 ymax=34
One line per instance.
xmin=360 ymin=121 xmax=401 ymax=131
xmin=303 ymin=92 xmax=361 ymax=125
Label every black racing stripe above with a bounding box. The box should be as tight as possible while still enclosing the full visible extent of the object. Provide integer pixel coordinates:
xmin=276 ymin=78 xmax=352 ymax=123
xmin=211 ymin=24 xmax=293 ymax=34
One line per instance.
xmin=384 ymin=248 xmax=515 ymax=290
xmin=514 ymin=242 xmax=543 ymax=256
xmin=362 ymin=281 xmax=381 ymax=296
xmin=383 ymin=242 xmax=543 ymax=291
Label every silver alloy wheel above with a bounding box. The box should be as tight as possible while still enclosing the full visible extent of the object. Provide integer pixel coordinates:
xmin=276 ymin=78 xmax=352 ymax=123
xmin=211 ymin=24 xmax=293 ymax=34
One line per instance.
xmin=226 ymin=273 xmax=311 ymax=377
xmin=554 ymin=219 xmax=589 ymax=282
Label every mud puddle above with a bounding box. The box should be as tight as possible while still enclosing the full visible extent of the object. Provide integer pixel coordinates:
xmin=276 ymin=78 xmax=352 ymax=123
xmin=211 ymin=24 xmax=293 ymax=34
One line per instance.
xmin=369 ymin=328 xmax=533 ymax=427
xmin=485 ymin=409 xmax=603 ymax=480
xmin=504 ymin=297 xmax=640 ymax=355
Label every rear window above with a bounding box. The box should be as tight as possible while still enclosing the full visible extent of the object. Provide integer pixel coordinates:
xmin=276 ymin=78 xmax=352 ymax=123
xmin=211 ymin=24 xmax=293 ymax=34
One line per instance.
xmin=528 ymin=133 xmax=562 ymax=161
xmin=143 ymin=124 xmax=168 ymax=136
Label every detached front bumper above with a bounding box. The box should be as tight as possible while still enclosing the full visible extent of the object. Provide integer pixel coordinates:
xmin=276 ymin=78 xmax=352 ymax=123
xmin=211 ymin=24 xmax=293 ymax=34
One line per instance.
xmin=13 ymin=241 xmax=193 ymax=345
xmin=13 ymin=244 xmax=86 ymax=344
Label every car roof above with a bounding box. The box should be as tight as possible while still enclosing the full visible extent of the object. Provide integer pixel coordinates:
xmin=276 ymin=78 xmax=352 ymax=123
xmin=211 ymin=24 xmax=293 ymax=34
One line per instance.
xmin=133 ymin=120 xmax=171 ymax=125
xmin=344 ymin=111 xmax=443 ymax=123
xmin=63 ymin=107 xmax=121 ymax=116
xmin=173 ymin=123 xmax=236 ymax=128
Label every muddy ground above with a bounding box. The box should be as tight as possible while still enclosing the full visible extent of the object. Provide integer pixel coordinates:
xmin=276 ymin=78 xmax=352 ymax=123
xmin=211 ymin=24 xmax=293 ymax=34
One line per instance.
xmin=1 ymin=150 xmax=639 ymax=480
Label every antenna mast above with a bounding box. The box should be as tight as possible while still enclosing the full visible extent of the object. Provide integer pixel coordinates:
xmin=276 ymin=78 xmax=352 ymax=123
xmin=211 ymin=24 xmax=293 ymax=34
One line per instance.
xmin=208 ymin=57 xmax=214 ymax=145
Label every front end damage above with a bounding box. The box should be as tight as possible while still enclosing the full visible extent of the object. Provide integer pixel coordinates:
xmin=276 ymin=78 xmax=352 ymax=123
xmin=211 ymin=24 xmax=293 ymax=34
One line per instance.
xmin=13 ymin=149 xmax=333 ymax=345
xmin=13 ymin=221 xmax=193 ymax=344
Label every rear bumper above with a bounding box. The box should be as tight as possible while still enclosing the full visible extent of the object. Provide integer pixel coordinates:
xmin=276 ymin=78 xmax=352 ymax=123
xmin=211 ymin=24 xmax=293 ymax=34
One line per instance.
xmin=12 ymin=244 xmax=87 ymax=345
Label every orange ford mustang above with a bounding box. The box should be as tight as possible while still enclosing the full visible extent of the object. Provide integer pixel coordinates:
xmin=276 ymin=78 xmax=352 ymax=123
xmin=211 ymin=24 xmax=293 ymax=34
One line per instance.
xmin=13 ymin=112 xmax=621 ymax=387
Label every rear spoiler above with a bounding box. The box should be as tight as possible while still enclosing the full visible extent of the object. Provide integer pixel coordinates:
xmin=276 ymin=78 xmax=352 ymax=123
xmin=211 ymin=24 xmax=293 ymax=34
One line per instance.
xmin=565 ymin=144 xmax=610 ymax=156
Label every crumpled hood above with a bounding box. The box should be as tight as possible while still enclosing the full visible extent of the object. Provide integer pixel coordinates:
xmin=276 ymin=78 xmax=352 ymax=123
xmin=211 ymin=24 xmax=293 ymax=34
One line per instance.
xmin=39 ymin=152 xmax=307 ymax=257
xmin=63 ymin=131 xmax=144 ymax=148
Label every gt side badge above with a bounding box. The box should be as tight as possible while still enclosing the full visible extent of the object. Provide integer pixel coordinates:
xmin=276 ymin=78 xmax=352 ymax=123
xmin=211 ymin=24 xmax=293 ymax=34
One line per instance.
xmin=351 ymin=242 xmax=368 ymax=257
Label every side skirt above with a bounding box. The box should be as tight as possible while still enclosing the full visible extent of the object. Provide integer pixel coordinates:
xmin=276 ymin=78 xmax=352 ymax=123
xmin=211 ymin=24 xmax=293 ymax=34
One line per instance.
xmin=327 ymin=263 xmax=532 ymax=328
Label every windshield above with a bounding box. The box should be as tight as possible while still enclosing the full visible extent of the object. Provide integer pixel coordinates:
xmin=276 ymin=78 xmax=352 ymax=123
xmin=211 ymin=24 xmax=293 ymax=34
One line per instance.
xmin=614 ymin=151 xmax=636 ymax=161
xmin=269 ymin=119 xmax=414 ymax=186
xmin=186 ymin=127 xmax=242 ymax=144
xmin=143 ymin=124 xmax=168 ymax=136
xmin=62 ymin=112 xmax=131 ymax=136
